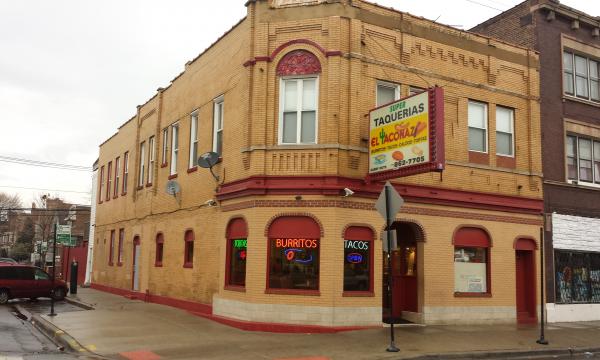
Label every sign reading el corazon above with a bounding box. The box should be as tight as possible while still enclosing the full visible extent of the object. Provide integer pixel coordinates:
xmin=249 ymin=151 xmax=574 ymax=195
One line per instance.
xmin=367 ymin=86 xmax=445 ymax=181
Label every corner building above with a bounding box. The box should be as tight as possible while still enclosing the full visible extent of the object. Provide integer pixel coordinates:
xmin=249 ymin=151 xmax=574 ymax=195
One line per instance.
xmin=93 ymin=0 xmax=544 ymax=327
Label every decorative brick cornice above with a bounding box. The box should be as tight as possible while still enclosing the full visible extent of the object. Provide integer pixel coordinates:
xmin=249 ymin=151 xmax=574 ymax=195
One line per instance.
xmin=221 ymin=199 xmax=542 ymax=226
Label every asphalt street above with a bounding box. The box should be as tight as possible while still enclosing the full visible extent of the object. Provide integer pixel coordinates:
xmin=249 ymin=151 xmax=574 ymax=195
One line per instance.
xmin=0 ymin=304 xmax=95 ymax=360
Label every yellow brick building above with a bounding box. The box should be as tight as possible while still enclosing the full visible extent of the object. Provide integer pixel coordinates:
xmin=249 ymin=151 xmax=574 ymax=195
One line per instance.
xmin=92 ymin=0 xmax=543 ymax=328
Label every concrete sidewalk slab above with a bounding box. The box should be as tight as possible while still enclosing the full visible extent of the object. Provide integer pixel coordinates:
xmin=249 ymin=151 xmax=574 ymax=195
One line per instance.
xmin=31 ymin=288 xmax=600 ymax=360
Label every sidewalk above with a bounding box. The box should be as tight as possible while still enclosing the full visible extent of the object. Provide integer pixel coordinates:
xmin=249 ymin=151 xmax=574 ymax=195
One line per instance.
xmin=27 ymin=288 xmax=600 ymax=360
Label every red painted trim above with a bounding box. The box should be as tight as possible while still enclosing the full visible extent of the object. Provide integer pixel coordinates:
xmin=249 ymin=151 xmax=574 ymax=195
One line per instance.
xmin=271 ymin=39 xmax=327 ymax=59
xmin=469 ymin=151 xmax=490 ymax=165
xmin=264 ymin=289 xmax=321 ymax=296
xmin=191 ymin=312 xmax=376 ymax=333
xmin=136 ymin=185 xmax=144 ymax=190
xmin=325 ymin=50 xmax=343 ymax=57
xmin=168 ymin=174 xmax=178 ymax=180
xmin=145 ymin=183 xmax=152 ymax=187
xmin=187 ymin=166 xmax=198 ymax=173
xmin=183 ymin=262 xmax=193 ymax=268
xmin=216 ymin=175 xmax=544 ymax=215
xmin=496 ymin=155 xmax=516 ymax=169
xmin=91 ymin=283 xmax=376 ymax=333
xmin=160 ymin=163 xmax=168 ymax=168
xmin=514 ymin=237 xmax=537 ymax=250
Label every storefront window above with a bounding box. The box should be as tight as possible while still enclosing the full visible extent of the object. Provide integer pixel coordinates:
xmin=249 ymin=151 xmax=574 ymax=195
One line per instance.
xmin=343 ymin=239 xmax=371 ymax=292
xmin=343 ymin=226 xmax=374 ymax=293
xmin=228 ymin=239 xmax=247 ymax=286
xmin=269 ymin=238 xmax=319 ymax=290
xmin=555 ymin=251 xmax=600 ymax=304
xmin=225 ymin=218 xmax=248 ymax=288
xmin=453 ymin=227 xmax=491 ymax=294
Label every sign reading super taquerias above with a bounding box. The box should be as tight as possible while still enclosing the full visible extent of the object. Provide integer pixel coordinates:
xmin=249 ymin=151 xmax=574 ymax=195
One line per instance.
xmin=367 ymin=86 xmax=445 ymax=181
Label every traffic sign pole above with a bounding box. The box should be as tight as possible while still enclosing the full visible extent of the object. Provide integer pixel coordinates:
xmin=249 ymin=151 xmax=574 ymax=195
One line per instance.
xmin=385 ymin=184 xmax=399 ymax=353
xmin=49 ymin=223 xmax=57 ymax=317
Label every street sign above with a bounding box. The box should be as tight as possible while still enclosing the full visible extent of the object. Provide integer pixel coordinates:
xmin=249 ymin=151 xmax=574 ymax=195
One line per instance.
xmin=375 ymin=181 xmax=404 ymax=222
xmin=56 ymin=224 xmax=75 ymax=246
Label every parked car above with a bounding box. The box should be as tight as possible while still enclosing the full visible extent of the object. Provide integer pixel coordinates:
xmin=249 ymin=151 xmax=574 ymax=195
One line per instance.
xmin=0 ymin=258 xmax=17 ymax=264
xmin=0 ymin=263 xmax=68 ymax=304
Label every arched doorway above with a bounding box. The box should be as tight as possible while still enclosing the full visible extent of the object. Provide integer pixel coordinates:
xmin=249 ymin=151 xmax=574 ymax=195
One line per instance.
xmin=515 ymin=237 xmax=537 ymax=324
xmin=383 ymin=221 xmax=424 ymax=324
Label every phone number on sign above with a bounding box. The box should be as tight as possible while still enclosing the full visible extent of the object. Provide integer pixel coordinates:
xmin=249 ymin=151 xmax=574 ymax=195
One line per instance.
xmin=394 ymin=156 xmax=425 ymax=168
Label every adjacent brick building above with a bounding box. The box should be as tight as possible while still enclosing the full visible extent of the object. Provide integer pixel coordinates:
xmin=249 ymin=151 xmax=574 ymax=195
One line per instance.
xmin=472 ymin=0 xmax=600 ymax=322
xmin=92 ymin=0 xmax=544 ymax=327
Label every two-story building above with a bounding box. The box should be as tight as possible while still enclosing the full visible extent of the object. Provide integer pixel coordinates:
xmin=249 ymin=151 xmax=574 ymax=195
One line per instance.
xmin=472 ymin=0 xmax=600 ymax=323
xmin=92 ymin=0 xmax=544 ymax=328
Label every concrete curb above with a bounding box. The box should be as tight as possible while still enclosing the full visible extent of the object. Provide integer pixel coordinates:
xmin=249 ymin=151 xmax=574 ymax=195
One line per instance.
xmin=64 ymin=295 xmax=95 ymax=310
xmin=400 ymin=346 xmax=600 ymax=359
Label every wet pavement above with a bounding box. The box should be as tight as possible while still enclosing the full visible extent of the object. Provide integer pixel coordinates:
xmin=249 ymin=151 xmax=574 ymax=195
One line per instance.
xmin=29 ymin=288 xmax=600 ymax=360
xmin=15 ymin=298 xmax=87 ymax=316
xmin=0 ymin=304 xmax=95 ymax=360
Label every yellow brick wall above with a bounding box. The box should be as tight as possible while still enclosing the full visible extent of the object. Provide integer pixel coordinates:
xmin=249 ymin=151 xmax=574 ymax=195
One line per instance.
xmin=92 ymin=0 xmax=543 ymax=323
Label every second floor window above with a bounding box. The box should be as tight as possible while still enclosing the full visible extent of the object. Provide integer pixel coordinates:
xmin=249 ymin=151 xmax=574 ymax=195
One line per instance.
xmin=106 ymin=161 xmax=112 ymax=201
xmin=376 ymin=81 xmax=400 ymax=107
xmin=279 ymin=77 xmax=318 ymax=144
xmin=114 ymin=157 xmax=120 ymax=198
xmin=567 ymin=135 xmax=600 ymax=185
xmin=496 ymin=106 xmax=514 ymax=157
xmin=147 ymin=136 xmax=155 ymax=185
xmin=122 ymin=151 xmax=129 ymax=194
xmin=189 ymin=112 xmax=199 ymax=168
xmin=98 ymin=165 xmax=104 ymax=203
xmin=213 ymin=98 xmax=224 ymax=157
xmin=170 ymin=123 xmax=179 ymax=175
xmin=161 ymin=128 xmax=169 ymax=166
xmin=564 ymin=51 xmax=600 ymax=102
xmin=138 ymin=141 xmax=145 ymax=187
xmin=468 ymin=101 xmax=488 ymax=153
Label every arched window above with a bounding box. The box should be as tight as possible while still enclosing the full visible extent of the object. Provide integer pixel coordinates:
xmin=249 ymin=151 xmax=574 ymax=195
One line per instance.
xmin=453 ymin=227 xmax=491 ymax=295
xmin=155 ymin=233 xmax=164 ymax=267
xmin=277 ymin=50 xmax=321 ymax=145
xmin=267 ymin=216 xmax=320 ymax=292
xmin=184 ymin=230 xmax=194 ymax=268
xmin=343 ymin=226 xmax=374 ymax=293
xmin=225 ymin=218 xmax=248 ymax=288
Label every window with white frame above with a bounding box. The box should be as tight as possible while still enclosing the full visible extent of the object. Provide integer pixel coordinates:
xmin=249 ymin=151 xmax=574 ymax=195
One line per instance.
xmin=114 ymin=157 xmax=120 ymax=198
xmin=213 ymin=97 xmax=223 ymax=156
xmin=147 ymin=136 xmax=155 ymax=184
xmin=161 ymin=128 xmax=168 ymax=165
xmin=376 ymin=81 xmax=400 ymax=107
xmin=567 ymin=134 xmax=600 ymax=185
xmin=122 ymin=151 xmax=129 ymax=194
xmin=189 ymin=112 xmax=199 ymax=168
xmin=279 ymin=77 xmax=318 ymax=144
xmin=564 ymin=51 xmax=600 ymax=102
xmin=138 ymin=142 xmax=145 ymax=187
xmin=496 ymin=106 xmax=514 ymax=157
xmin=468 ymin=101 xmax=488 ymax=153
xmin=170 ymin=123 xmax=179 ymax=175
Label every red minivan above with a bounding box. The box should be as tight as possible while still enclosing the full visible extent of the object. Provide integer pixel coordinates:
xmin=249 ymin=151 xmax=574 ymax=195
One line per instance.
xmin=0 ymin=263 xmax=68 ymax=304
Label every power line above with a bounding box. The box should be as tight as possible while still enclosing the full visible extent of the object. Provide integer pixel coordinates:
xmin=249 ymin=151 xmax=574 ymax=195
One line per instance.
xmin=465 ymin=0 xmax=505 ymax=12
xmin=0 ymin=185 xmax=90 ymax=194
xmin=0 ymin=155 xmax=91 ymax=172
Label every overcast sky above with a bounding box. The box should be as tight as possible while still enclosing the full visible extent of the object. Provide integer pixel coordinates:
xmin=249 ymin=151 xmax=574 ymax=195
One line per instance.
xmin=1 ymin=0 xmax=598 ymax=208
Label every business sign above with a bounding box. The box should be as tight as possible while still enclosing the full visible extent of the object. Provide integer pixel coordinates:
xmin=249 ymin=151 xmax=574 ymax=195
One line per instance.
xmin=367 ymin=86 xmax=445 ymax=181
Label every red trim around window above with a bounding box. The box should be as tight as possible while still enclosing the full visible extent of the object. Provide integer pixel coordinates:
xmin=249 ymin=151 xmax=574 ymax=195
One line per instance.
xmin=187 ymin=166 xmax=198 ymax=173
xmin=155 ymin=233 xmax=164 ymax=267
xmin=453 ymin=227 xmax=492 ymax=296
xmin=265 ymin=216 xmax=321 ymax=294
xmin=343 ymin=226 xmax=374 ymax=295
xmin=184 ymin=230 xmax=194 ymax=268
xmin=168 ymin=174 xmax=178 ymax=180
xmin=225 ymin=218 xmax=248 ymax=289
xmin=108 ymin=229 xmax=115 ymax=266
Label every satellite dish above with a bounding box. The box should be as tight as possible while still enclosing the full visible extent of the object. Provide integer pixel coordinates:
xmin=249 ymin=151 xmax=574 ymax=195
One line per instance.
xmin=198 ymin=152 xmax=219 ymax=168
xmin=197 ymin=151 xmax=220 ymax=181
xmin=166 ymin=180 xmax=181 ymax=196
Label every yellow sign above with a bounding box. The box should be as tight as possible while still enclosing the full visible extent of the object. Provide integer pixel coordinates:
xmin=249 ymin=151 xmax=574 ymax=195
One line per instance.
xmin=369 ymin=92 xmax=430 ymax=174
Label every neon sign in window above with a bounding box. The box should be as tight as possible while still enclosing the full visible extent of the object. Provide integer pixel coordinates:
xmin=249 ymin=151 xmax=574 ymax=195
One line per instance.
xmin=269 ymin=238 xmax=319 ymax=290
xmin=228 ymin=238 xmax=246 ymax=287
xmin=343 ymin=239 xmax=371 ymax=292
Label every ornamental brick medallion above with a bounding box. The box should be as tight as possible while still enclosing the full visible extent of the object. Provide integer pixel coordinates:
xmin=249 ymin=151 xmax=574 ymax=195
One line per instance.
xmin=276 ymin=50 xmax=321 ymax=76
